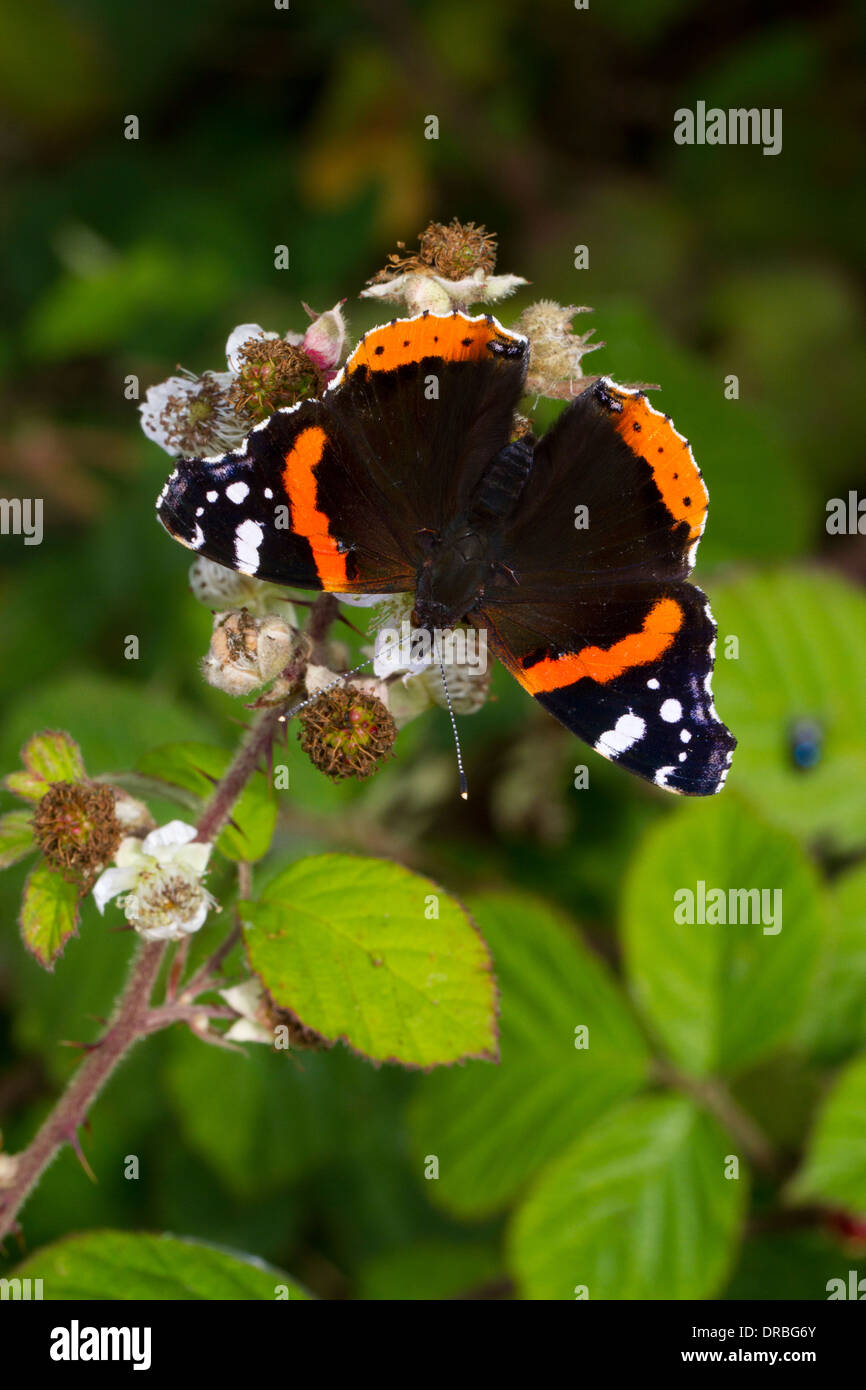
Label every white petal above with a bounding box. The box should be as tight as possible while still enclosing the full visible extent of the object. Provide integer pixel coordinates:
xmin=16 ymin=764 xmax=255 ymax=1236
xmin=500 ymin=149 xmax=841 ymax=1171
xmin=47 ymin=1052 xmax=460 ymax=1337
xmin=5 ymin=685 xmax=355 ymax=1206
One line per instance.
xmin=225 ymin=1019 xmax=272 ymax=1045
xmin=178 ymin=901 xmax=210 ymax=934
xmin=137 ymin=920 xmax=184 ymax=942
xmin=219 ymin=980 xmax=264 ymax=1019
xmin=139 ymin=377 xmax=197 ymax=452
xmin=92 ymin=865 xmax=139 ymax=914
xmin=142 ymin=820 xmax=198 ymax=854
xmin=114 ymin=836 xmax=147 ymax=868
xmin=173 ymin=841 xmax=212 ymax=876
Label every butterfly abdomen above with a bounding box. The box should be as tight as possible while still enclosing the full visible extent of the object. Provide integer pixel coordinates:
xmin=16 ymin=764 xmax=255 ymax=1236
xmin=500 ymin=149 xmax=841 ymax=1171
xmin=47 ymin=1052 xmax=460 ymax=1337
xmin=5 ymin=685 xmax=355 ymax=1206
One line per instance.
xmin=468 ymin=439 xmax=534 ymax=524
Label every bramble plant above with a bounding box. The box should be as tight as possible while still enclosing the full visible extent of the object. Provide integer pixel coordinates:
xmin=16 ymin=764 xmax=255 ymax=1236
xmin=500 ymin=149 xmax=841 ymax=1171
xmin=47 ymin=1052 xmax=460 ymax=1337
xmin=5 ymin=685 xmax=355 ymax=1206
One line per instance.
xmin=0 ymin=221 xmax=598 ymax=1248
xmin=2 ymin=222 xmax=866 ymax=1303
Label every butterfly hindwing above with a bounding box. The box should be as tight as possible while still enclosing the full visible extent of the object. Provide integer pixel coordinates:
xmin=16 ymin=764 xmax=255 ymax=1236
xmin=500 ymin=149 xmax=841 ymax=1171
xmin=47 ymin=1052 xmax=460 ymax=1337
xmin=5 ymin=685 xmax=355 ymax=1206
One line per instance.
xmin=479 ymin=580 xmax=735 ymax=795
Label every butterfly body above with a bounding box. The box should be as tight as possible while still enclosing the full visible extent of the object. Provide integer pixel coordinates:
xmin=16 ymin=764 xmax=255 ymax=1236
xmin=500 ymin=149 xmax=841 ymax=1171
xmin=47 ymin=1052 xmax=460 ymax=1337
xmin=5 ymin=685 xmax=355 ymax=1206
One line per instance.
xmin=157 ymin=309 xmax=735 ymax=795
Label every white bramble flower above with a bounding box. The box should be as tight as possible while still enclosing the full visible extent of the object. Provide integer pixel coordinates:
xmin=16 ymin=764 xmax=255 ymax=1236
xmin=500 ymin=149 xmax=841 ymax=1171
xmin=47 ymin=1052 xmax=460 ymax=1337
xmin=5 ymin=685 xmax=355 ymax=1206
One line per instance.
xmin=140 ymin=305 xmax=348 ymax=458
xmin=92 ymin=821 xmax=216 ymax=942
xmin=139 ymin=370 xmax=243 ymax=457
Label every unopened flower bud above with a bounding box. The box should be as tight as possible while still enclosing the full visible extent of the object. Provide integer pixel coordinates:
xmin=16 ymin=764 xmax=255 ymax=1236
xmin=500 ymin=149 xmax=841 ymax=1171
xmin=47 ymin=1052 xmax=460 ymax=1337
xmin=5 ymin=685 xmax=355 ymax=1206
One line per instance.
xmin=301 ymin=300 xmax=348 ymax=376
xmin=112 ymin=788 xmax=157 ymax=839
xmin=514 ymin=300 xmax=603 ymax=398
xmin=189 ymin=555 xmax=296 ymax=621
xmin=202 ymin=610 xmax=304 ymax=701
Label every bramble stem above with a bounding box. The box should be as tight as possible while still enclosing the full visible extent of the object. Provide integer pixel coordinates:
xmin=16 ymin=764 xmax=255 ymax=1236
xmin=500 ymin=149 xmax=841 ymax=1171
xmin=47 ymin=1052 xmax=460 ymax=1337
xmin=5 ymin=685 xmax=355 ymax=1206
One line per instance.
xmin=0 ymin=940 xmax=165 ymax=1242
xmin=0 ymin=593 xmax=338 ymax=1243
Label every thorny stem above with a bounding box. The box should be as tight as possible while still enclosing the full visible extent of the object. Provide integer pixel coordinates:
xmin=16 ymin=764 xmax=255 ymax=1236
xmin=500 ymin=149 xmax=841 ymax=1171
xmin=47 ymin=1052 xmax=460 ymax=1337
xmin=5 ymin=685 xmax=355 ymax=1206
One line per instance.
xmin=0 ymin=594 xmax=338 ymax=1245
xmin=0 ymin=941 xmax=164 ymax=1243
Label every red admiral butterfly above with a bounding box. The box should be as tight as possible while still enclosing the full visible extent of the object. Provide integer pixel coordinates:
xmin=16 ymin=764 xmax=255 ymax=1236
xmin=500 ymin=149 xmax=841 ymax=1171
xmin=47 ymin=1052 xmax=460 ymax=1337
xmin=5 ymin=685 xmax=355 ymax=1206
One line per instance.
xmin=157 ymin=310 xmax=735 ymax=795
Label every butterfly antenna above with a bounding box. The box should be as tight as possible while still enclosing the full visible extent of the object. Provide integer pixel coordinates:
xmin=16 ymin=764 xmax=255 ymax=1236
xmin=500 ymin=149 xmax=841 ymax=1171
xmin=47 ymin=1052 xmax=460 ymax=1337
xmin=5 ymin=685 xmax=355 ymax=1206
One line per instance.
xmin=278 ymin=657 xmax=374 ymax=722
xmin=438 ymin=657 xmax=468 ymax=800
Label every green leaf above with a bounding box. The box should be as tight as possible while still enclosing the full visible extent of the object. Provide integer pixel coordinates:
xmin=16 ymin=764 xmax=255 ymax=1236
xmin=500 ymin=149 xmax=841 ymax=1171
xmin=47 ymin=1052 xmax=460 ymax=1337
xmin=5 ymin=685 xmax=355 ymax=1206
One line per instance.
xmin=19 ymin=859 xmax=80 ymax=969
xmin=788 ymin=1053 xmax=866 ymax=1211
xmin=711 ymin=569 xmax=866 ymax=852
xmin=10 ymin=1230 xmax=310 ymax=1300
xmin=241 ymin=854 xmax=498 ymax=1067
xmin=623 ymin=795 xmax=824 ymax=1077
xmin=409 ymin=893 xmax=651 ymax=1217
xmin=795 ymin=863 xmax=866 ymax=1061
xmin=0 ymin=808 xmax=35 ymax=867
xmin=137 ymin=742 xmax=276 ymax=862
xmin=6 ymin=728 xmax=84 ymax=801
xmin=509 ymin=1096 xmax=746 ymax=1300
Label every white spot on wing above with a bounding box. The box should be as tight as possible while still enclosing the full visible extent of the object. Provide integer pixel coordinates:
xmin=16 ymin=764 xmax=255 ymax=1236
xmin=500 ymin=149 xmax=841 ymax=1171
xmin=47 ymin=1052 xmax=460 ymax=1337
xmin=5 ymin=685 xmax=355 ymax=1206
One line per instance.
xmin=596 ymin=712 xmax=646 ymax=756
xmin=226 ymin=481 xmax=250 ymax=504
xmin=660 ymin=698 xmax=682 ymax=723
xmin=234 ymin=519 xmax=263 ymax=574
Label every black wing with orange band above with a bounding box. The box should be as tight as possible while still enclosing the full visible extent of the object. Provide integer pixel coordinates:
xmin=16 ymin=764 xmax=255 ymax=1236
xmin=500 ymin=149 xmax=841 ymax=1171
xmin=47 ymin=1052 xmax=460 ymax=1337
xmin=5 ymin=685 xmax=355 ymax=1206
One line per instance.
xmin=474 ymin=380 xmax=735 ymax=795
xmin=156 ymin=310 xmax=528 ymax=595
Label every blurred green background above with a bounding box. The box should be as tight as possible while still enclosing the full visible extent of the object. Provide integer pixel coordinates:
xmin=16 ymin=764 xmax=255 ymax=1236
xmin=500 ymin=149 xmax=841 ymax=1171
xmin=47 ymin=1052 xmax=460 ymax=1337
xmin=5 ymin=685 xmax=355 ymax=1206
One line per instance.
xmin=2 ymin=0 xmax=866 ymax=1300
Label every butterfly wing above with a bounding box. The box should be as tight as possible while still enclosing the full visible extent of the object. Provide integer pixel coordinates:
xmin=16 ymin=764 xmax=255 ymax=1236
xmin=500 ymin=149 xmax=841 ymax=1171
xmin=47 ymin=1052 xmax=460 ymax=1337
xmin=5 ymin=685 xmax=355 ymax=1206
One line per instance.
xmin=476 ymin=380 xmax=735 ymax=795
xmin=156 ymin=310 xmax=528 ymax=595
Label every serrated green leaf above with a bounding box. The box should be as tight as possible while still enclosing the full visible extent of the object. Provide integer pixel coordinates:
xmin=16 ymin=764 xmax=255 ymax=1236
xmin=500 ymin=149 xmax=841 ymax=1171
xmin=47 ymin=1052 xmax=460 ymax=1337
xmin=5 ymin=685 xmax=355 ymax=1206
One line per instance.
xmin=795 ymin=863 xmax=866 ymax=1061
xmin=241 ymin=854 xmax=498 ymax=1067
xmin=19 ymin=859 xmax=80 ymax=968
xmin=10 ymin=1230 xmax=310 ymax=1300
xmin=509 ymin=1096 xmax=746 ymax=1300
xmin=409 ymin=893 xmax=651 ymax=1217
xmin=712 ymin=569 xmax=866 ymax=851
xmin=623 ymin=795 xmax=824 ymax=1077
xmin=0 ymin=808 xmax=36 ymax=867
xmin=788 ymin=1053 xmax=866 ymax=1211
xmin=136 ymin=742 xmax=276 ymax=862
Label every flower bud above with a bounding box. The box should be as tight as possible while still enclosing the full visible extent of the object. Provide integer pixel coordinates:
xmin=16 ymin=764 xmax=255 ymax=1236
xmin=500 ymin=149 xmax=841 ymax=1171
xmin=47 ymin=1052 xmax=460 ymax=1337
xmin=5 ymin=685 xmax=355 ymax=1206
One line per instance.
xmin=301 ymin=300 xmax=349 ymax=376
xmin=189 ymin=555 xmax=296 ymax=621
xmin=513 ymin=300 xmax=603 ymax=398
xmin=201 ymin=610 xmax=304 ymax=701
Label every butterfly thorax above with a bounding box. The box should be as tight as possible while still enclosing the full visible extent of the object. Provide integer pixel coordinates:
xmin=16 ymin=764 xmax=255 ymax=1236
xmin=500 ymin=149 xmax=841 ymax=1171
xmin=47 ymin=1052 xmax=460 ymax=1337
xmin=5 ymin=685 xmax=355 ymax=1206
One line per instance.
xmin=412 ymin=439 xmax=534 ymax=628
xmin=413 ymin=522 xmax=494 ymax=629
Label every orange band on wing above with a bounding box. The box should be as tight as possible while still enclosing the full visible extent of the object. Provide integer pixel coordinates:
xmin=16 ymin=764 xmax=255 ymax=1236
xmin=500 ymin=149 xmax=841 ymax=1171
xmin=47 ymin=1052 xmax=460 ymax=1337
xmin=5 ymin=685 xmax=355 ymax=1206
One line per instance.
xmin=520 ymin=597 xmax=684 ymax=693
xmin=282 ymin=426 xmax=348 ymax=588
xmin=607 ymin=388 xmax=707 ymax=541
xmin=346 ymin=313 xmax=519 ymax=375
